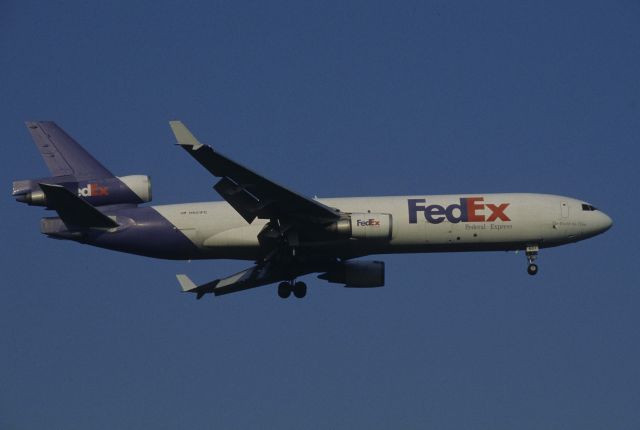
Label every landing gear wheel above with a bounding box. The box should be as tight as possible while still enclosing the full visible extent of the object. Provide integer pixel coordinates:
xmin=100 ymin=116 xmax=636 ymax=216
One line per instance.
xmin=293 ymin=281 xmax=307 ymax=299
xmin=278 ymin=282 xmax=291 ymax=299
xmin=525 ymin=244 xmax=540 ymax=276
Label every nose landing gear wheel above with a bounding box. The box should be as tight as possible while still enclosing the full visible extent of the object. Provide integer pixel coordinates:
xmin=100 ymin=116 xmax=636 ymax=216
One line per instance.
xmin=525 ymin=244 xmax=540 ymax=276
xmin=278 ymin=282 xmax=292 ymax=298
xmin=293 ymin=281 xmax=307 ymax=298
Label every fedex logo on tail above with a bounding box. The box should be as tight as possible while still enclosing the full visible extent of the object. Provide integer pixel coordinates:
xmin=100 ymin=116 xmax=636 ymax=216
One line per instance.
xmin=408 ymin=197 xmax=510 ymax=224
xmin=78 ymin=183 xmax=109 ymax=197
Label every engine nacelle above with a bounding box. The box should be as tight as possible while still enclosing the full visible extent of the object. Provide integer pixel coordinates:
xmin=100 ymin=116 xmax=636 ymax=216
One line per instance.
xmin=13 ymin=174 xmax=152 ymax=207
xmin=116 ymin=175 xmax=152 ymax=203
xmin=318 ymin=260 xmax=385 ymax=288
xmin=325 ymin=213 xmax=392 ymax=240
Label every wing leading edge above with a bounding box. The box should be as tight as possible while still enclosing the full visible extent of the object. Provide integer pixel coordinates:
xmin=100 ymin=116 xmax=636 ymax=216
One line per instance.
xmin=169 ymin=121 xmax=341 ymax=224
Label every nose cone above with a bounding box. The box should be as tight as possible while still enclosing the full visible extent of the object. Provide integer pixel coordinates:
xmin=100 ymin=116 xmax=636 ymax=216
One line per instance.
xmin=596 ymin=212 xmax=613 ymax=234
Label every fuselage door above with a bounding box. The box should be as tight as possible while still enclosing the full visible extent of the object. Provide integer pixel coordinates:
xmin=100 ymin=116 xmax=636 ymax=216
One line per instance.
xmin=561 ymin=201 xmax=569 ymax=218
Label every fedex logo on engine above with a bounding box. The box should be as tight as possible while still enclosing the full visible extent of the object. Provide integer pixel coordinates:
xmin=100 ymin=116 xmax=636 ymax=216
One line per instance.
xmin=408 ymin=197 xmax=510 ymax=224
xmin=356 ymin=218 xmax=381 ymax=227
xmin=78 ymin=183 xmax=109 ymax=197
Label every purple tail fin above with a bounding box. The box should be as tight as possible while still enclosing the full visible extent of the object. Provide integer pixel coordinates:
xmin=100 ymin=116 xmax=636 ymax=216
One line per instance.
xmin=25 ymin=121 xmax=114 ymax=180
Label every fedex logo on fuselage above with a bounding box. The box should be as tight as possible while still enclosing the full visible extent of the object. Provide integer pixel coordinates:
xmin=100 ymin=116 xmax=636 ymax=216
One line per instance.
xmin=408 ymin=197 xmax=510 ymax=224
xmin=78 ymin=183 xmax=109 ymax=197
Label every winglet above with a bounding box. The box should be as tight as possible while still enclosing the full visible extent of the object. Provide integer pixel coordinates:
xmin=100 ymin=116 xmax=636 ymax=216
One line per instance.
xmin=169 ymin=121 xmax=203 ymax=150
xmin=176 ymin=274 xmax=198 ymax=292
xmin=176 ymin=274 xmax=217 ymax=300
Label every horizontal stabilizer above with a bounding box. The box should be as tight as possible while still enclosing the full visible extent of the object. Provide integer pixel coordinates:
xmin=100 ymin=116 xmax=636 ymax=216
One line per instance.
xmin=39 ymin=183 xmax=119 ymax=229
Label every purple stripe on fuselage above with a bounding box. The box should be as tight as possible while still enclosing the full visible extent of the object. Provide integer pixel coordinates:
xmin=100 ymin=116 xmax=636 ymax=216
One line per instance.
xmin=85 ymin=207 xmax=201 ymax=260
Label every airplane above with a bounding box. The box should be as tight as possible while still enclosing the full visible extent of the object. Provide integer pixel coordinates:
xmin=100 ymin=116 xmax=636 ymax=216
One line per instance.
xmin=13 ymin=121 xmax=613 ymax=299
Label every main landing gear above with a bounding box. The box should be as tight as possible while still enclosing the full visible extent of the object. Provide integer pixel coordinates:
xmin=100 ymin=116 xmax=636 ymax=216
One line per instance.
xmin=278 ymin=281 xmax=307 ymax=299
xmin=526 ymin=244 xmax=539 ymax=276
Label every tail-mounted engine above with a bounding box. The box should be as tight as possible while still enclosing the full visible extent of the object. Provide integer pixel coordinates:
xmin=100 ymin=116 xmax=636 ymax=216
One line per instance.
xmin=13 ymin=175 xmax=152 ymax=207
xmin=325 ymin=213 xmax=392 ymax=240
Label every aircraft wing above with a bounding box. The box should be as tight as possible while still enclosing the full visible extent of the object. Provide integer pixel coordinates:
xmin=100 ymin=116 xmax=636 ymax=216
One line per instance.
xmin=176 ymin=260 xmax=315 ymax=298
xmin=169 ymin=121 xmax=341 ymax=224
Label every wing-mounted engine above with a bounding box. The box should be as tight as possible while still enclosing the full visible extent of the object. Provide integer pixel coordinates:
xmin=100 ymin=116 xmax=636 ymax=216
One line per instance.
xmin=318 ymin=260 xmax=385 ymax=288
xmin=13 ymin=174 xmax=152 ymax=207
xmin=325 ymin=213 xmax=393 ymax=240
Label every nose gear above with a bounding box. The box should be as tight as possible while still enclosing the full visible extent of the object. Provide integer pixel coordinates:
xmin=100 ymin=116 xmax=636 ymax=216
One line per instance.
xmin=525 ymin=244 xmax=539 ymax=276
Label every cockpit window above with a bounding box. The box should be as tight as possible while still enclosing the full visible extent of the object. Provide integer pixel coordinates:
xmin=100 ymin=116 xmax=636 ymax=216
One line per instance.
xmin=582 ymin=203 xmax=598 ymax=211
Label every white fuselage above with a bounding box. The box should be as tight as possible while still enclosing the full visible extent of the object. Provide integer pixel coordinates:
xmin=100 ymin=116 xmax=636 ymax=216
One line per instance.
xmin=151 ymin=193 xmax=612 ymax=260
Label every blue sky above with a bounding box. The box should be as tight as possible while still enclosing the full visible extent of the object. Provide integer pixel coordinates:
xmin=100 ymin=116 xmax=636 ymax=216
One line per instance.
xmin=1 ymin=1 xmax=639 ymax=428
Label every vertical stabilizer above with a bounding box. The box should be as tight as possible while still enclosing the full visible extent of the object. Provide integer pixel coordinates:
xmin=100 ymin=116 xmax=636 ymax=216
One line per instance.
xmin=25 ymin=121 xmax=114 ymax=180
